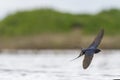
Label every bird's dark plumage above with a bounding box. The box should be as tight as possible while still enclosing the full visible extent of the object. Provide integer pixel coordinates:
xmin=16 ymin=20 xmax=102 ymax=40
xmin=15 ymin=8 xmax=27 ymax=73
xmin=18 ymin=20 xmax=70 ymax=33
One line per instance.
xmin=83 ymin=54 xmax=94 ymax=69
xmin=88 ymin=29 xmax=104 ymax=49
xmin=73 ymin=29 xmax=104 ymax=69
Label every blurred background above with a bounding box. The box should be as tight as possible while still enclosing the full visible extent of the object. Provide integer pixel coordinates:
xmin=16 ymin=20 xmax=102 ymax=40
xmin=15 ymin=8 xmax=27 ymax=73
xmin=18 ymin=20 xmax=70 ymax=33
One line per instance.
xmin=0 ymin=0 xmax=120 ymax=49
xmin=0 ymin=0 xmax=120 ymax=80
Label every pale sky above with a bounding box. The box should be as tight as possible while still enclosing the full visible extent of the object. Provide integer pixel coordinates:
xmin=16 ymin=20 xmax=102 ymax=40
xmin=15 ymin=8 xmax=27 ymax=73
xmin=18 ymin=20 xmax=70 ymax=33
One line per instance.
xmin=0 ymin=0 xmax=120 ymax=19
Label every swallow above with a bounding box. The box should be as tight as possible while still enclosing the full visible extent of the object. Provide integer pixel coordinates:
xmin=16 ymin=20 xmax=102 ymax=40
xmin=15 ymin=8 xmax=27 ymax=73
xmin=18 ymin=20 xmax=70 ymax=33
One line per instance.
xmin=72 ymin=29 xmax=104 ymax=69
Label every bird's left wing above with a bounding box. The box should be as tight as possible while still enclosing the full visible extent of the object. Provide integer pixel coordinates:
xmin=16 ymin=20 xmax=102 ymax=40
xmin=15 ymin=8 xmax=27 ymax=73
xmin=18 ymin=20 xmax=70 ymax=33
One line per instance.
xmin=88 ymin=29 xmax=104 ymax=49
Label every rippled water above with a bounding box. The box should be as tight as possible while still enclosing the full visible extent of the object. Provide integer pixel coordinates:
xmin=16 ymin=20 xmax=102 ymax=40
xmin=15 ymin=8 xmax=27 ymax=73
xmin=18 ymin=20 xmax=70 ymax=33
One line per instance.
xmin=0 ymin=50 xmax=120 ymax=80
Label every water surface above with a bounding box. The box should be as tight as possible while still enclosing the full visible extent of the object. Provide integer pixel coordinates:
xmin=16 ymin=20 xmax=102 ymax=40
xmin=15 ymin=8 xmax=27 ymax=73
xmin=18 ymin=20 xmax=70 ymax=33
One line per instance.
xmin=0 ymin=50 xmax=120 ymax=80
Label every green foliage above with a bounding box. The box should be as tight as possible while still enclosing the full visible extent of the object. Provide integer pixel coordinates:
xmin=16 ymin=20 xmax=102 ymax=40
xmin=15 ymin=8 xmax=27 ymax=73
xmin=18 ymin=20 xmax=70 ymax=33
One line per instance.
xmin=0 ymin=8 xmax=120 ymax=37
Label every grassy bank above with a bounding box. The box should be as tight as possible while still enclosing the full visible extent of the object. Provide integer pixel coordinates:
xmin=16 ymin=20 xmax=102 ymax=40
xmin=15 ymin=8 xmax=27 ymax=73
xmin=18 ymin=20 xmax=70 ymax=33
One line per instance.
xmin=0 ymin=9 xmax=120 ymax=36
xmin=0 ymin=8 xmax=120 ymax=49
xmin=0 ymin=31 xmax=119 ymax=49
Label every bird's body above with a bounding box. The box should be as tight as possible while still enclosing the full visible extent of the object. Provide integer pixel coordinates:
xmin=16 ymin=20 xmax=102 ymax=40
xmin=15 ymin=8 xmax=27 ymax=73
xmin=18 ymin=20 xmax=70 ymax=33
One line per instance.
xmin=82 ymin=48 xmax=101 ymax=55
xmin=73 ymin=29 xmax=104 ymax=69
xmin=81 ymin=48 xmax=101 ymax=69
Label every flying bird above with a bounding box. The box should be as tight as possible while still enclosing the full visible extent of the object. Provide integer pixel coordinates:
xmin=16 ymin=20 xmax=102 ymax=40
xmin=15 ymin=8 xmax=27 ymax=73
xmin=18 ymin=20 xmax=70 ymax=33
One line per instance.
xmin=73 ymin=29 xmax=104 ymax=69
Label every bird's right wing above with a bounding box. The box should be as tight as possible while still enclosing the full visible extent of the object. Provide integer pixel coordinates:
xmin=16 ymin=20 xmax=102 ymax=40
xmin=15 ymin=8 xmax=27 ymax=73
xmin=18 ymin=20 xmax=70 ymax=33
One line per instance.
xmin=83 ymin=54 xmax=94 ymax=69
xmin=88 ymin=29 xmax=104 ymax=49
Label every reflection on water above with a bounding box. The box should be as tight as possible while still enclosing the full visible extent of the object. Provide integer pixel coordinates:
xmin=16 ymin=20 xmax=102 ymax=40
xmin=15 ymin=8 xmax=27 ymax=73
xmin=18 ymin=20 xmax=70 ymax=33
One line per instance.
xmin=0 ymin=50 xmax=120 ymax=80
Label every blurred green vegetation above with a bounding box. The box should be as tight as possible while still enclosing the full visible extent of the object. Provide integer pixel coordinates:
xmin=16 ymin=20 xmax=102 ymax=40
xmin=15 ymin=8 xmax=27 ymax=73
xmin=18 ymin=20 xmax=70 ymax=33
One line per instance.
xmin=0 ymin=8 xmax=120 ymax=37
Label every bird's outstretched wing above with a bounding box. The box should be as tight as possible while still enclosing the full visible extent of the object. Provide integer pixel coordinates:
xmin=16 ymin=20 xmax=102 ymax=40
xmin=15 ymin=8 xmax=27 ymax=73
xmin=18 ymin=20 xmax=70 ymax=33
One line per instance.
xmin=88 ymin=29 xmax=104 ymax=49
xmin=83 ymin=54 xmax=94 ymax=69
